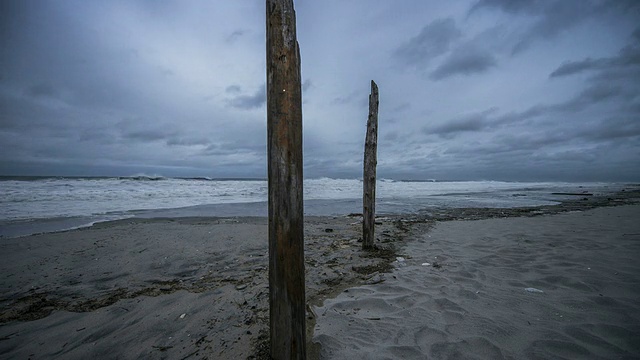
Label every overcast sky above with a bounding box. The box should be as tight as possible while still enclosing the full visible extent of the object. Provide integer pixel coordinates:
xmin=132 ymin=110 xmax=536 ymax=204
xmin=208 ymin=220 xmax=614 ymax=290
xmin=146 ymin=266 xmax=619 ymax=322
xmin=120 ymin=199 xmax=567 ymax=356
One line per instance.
xmin=1 ymin=0 xmax=639 ymax=181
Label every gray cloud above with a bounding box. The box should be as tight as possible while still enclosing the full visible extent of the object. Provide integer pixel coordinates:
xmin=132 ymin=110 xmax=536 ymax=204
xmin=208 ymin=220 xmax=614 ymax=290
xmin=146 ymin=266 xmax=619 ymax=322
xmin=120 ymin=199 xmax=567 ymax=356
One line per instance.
xmin=550 ymin=44 xmax=640 ymax=78
xmin=634 ymin=27 xmax=640 ymax=41
xmin=78 ymin=128 xmax=116 ymax=144
xmin=302 ymin=79 xmax=313 ymax=92
xmin=382 ymin=131 xmax=399 ymax=141
xmin=556 ymin=84 xmax=624 ymax=112
xmin=25 ymin=83 xmax=57 ymax=98
xmin=469 ymin=0 xmax=540 ymax=15
xmin=430 ymin=46 xmax=497 ymax=80
xmin=332 ymin=90 xmax=360 ymax=105
xmin=494 ymin=84 xmax=629 ymax=126
xmin=470 ymin=0 xmax=638 ymax=55
xmin=549 ymin=58 xmax=609 ymax=78
xmin=424 ymin=108 xmax=498 ymax=137
xmin=1 ymin=1 xmax=638 ymax=181
xmin=470 ymin=0 xmax=590 ymax=54
xmin=166 ymin=136 xmax=210 ymax=147
xmin=580 ymin=116 xmax=640 ymax=141
xmin=423 ymin=77 xmax=635 ymax=142
xmin=225 ymin=85 xmax=242 ymax=94
xmin=227 ymin=84 xmax=266 ymax=110
xmin=394 ymin=18 xmax=461 ymax=67
xmin=392 ymin=103 xmax=411 ymax=113
xmin=226 ymin=30 xmax=246 ymax=43
xmin=122 ymin=129 xmax=174 ymax=142
xmin=493 ymin=114 xmax=640 ymax=152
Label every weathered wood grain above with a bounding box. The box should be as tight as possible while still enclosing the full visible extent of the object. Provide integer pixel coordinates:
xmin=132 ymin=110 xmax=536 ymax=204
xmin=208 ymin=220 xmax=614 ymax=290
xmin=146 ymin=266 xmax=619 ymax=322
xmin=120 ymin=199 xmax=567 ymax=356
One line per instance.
xmin=363 ymin=80 xmax=379 ymax=250
xmin=266 ymin=0 xmax=306 ymax=359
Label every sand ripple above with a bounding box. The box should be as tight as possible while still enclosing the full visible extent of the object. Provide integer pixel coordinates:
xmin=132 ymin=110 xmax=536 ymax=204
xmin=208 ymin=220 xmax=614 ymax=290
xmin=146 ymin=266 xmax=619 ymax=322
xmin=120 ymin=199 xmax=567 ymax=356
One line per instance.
xmin=313 ymin=205 xmax=640 ymax=359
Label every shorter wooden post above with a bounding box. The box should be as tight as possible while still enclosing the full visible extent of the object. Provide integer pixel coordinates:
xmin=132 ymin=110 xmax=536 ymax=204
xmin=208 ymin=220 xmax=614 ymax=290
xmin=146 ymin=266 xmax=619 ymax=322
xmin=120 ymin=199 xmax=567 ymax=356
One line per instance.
xmin=363 ymin=80 xmax=379 ymax=250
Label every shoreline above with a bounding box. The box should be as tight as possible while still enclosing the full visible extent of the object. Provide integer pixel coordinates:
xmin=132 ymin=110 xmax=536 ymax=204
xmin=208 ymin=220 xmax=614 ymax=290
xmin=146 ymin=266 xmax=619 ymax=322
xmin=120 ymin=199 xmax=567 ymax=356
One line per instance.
xmin=3 ymin=182 xmax=637 ymax=240
xmin=0 ymin=188 xmax=638 ymax=358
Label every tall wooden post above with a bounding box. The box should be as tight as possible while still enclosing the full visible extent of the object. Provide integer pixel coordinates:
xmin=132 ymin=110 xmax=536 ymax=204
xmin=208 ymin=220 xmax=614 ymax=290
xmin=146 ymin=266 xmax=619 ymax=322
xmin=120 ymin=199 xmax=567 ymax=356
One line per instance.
xmin=266 ymin=0 xmax=306 ymax=359
xmin=363 ymin=80 xmax=379 ymax=250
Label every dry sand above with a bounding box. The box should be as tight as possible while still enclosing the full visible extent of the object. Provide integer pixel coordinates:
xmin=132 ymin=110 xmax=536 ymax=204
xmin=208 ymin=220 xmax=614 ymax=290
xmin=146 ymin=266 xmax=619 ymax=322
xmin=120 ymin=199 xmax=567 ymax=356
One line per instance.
xmin=0 ymin=216 xmax=405 ymax=359
xmin=1 ymin=189 xmax=639 ymax=359
xmin=312 ymin=205 xmax=640 ymax=359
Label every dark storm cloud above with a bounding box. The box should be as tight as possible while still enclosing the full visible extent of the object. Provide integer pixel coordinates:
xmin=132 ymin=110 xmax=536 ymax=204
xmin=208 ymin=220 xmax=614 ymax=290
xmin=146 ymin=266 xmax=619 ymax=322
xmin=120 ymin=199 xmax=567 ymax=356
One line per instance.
xmin=394 ymin=18 xmax=461 ymax=67
xmin=116 ymin=119 xmax=180 ymax=143
xmin=117 ymin=121 xmax=240 ymax=149
xmin=0 ymin=2 xmax=178 ymax=119
xmin=556 ymin=84 xmax=624 ymax=112
xmin=122 ymin=129 xmax=177 ymax=142
xmin=550 ymin=42 xmax=640 ymax=77
xmin=394 ymin=1 xmax=639 ymax=181
xmin=462 ymin=114 xmax=640 ymax=159
xmin=424 ymin=108 xmax=498 ymax=137
xmin=0 ymin=96 xmax=48 ymax=131
xmin=1 ymin=1 xmax=639 ymax=181
xmin=543 ymin=36 xmax=640 ymax=127
xmin=25 ymin=83 xmax=57 ymax=98
xmin=78 ymin=128 xmax=116 ymax=144
xmin=580 ymin=116 xmax=640 ymax=141
xmin=432 ymin=126 xmax=639 ymax=182
xmin=506 ymin=40 xmax=638 ymax=125
xmin=495 ymin=83 xmax=628 ymax=125
xmin=424 ymin=78 xmax=634 ymax=141
xmin=470 ymin=0 xmax=591 ymax=54
xmin=227 ymin=84 xmax=266 ymax=110
xmin=115 ymin=120 xmax=226 ymax=151
xmin=549 ymin=58 xmax=610 ymax=78
xmin=0 ymin=0 xmax=268 ymax=177
xmin=492 ymin=115 xmax=640 ymax=153
xmin=469 ymin=0 xmax=638 ymax=55
xmin=469 ymin=0 xmax=537 ymax=15
xmin=634 ymin=27 xmax=640 ymax=41
xmin=429 ymin=46 xmax=497 ymax=80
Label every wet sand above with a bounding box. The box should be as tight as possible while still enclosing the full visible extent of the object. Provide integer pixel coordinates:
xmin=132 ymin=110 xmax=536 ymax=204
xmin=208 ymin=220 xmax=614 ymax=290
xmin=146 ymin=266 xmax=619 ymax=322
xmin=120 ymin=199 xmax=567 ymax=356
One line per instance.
xmin=1 ymin=188 xmax=639 ymax=359
xmin=0 ymin=216 xmax=406 ymax=359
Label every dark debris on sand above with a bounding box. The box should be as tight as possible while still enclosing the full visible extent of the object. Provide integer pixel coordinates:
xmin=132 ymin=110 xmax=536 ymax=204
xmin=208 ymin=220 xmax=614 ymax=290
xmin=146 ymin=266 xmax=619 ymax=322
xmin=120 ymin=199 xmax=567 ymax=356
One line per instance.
xmin=1 ymin=187 xmax=638 ymax=359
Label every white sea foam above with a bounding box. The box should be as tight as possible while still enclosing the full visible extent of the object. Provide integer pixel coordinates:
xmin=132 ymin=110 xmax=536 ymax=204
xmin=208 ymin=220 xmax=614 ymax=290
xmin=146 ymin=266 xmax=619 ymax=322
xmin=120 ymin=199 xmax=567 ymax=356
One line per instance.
xmin=0 ymin=177 xmax=624 ymax=223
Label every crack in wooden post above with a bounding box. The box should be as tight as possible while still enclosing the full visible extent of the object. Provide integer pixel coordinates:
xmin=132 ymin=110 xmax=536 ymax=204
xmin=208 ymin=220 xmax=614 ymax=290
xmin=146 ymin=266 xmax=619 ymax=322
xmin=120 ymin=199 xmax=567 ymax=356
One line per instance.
xmin=266 ymin=0 xmax=306 ymax=359
xmin=363 ymin=80 xmax=379 ymax=250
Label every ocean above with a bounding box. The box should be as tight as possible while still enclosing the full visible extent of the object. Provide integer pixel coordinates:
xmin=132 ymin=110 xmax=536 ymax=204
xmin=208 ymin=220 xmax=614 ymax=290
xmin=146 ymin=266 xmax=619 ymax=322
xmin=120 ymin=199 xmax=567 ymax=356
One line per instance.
xmin=0 ymin=176 xmax=627 ymax=238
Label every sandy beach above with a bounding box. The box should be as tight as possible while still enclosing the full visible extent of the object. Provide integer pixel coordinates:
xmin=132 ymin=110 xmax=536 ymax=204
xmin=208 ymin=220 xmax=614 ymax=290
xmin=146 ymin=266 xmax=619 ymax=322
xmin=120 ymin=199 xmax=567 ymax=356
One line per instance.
xmin=1 ymin=190 xmax=639 ymax=359
xmin=312 ymin=204 xmax=640 ymax=359
xmin=0 ymin=216 xmax=406 ymax=359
